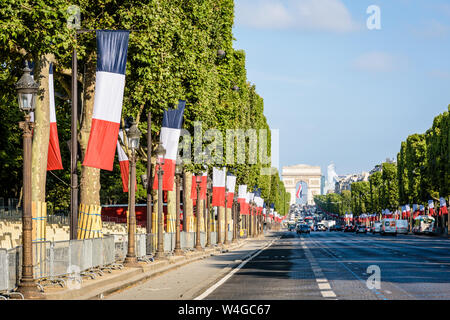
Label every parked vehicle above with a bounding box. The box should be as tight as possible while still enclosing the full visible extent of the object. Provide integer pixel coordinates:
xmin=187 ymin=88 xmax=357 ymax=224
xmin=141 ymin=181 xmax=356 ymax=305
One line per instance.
xmin=344 ymin=225 xmax=356 ymax=232
xmin=356 ymin=225 xmax=366 ymax=233
xmin=412 ymin=216 xmax=435 ymax=235
xmin=381 ymin=218 xmax=397 ymax=235
xmin=372 ymin=222 xmax=382 ymax=234
xmin=395 ymin=219 xmax=409 ymax=234
xmin=297 ymin=224 xmax=311 ymax=234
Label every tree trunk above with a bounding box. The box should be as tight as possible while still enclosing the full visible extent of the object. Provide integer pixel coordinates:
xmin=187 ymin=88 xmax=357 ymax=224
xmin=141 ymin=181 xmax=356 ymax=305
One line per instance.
xmin=31 ymin=54 xmax=54 ymax=204
xmin=79 ymin=56 xmax=100 ymax=206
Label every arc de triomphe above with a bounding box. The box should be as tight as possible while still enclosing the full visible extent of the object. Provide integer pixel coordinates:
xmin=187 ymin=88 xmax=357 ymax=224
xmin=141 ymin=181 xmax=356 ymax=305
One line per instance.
xmin=281 ymin=164 xmax=322 ymax=206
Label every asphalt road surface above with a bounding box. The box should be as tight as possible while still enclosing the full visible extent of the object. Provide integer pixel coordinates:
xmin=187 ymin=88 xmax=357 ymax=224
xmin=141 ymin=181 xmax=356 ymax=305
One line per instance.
xmin=107 ymin=230 xmax=450 ymax=300
xmin=205 ymin=231 xmax=450 ymax=300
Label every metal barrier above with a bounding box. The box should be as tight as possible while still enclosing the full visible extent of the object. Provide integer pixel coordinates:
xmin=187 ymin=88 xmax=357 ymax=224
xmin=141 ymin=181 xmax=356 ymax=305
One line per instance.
xmin=0 ymin=229 xmax=241 ymax=297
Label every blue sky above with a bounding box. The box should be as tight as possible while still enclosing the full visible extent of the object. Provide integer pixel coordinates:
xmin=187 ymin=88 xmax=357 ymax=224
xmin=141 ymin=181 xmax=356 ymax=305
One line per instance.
xmin=232 ymin=0 xmax=450 ymax=176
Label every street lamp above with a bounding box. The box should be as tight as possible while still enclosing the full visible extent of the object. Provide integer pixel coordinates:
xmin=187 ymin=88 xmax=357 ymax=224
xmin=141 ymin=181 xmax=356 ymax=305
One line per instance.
xmin=15 ymin=62 xmax=42 ymax=299
xmin=206 ymin=176 xmax=212 ymax=247
xmin=155 ymin=142 xmax=166 ymax=259
xmin=232 ymin=193 xmax=238 ymax=243
xmin=224 ymin=184 xmax=230 ymax=245
xmin=174 ymin=164 xmax=183 ymax=255
xmin=217 ymin=49 xmax=226 ymax=59
xmin=124 ymin=121 xmax=141 ymax=267
xmin=195 ymin=174 xmax=203 ymax=250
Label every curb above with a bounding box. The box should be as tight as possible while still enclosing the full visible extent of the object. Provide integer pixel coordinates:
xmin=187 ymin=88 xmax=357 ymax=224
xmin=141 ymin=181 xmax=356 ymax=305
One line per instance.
xmin=42 ymin=240 xmax=249 ymax=300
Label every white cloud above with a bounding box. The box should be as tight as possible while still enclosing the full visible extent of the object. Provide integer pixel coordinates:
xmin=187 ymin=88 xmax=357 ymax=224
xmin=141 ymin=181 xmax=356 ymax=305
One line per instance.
xmin=235 ymin=0 xmax=359 ymax=33
xmin=352 ymin=52 xmax=397 ymax=73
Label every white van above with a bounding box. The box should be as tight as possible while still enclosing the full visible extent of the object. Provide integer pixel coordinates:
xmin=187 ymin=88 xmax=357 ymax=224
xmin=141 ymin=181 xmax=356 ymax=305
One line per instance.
xmin=381 ymin=218 xmax=397 ymax=235
xmin=372 ymin=222 xmax=382 ymax=234
xmin=395 ymin=219 xmax=409 ymax=234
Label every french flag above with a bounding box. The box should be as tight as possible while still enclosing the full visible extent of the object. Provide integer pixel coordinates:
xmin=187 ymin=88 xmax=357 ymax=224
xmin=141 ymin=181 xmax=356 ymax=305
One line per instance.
xmin=191 ymin=172 xmax=207 ymax=205
xmin=405 ymin=204 xmax=411 ymax=218
xmin=428 ymin=200 xmax=435 ymax=216
xmin=212 ymin=167 xmax=226 ymax=207
xmin=83 ymin=30 xmax=130 ymax=171
xmin=152 ymin=100 xmax=186 ymax=191
xmin=226 ymin=175 xmax=236 ymax=208
xmin=248 ymin=192 xmax=255 ymax=215
xmin=440 ymin=197 xmax=448 ymax=215
xmin=47 ymin=63 xmax=63 ymax=171
xmin=238 ymin=185 xmax=247 ymax=215
xmin=116 ymin=130 xmax=135 ymax=193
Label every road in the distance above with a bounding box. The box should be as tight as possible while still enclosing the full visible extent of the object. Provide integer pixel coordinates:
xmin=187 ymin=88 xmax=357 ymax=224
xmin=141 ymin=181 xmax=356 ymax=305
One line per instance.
xmin=204 ymin=231 xmax=450 ymax=300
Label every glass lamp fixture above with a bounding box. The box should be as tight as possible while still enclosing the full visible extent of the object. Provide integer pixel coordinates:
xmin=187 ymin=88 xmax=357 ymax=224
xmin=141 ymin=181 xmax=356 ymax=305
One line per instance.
xmin=15 ymin=62 xmax=38 ymax=114
xmin=127 ymin=121 xmax=141 ymax=152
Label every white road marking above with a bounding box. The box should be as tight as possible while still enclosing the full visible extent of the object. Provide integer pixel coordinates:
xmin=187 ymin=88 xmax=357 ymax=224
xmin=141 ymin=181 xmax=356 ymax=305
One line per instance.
xmin=194 ymin=238 xmax=277 ymax=300
xmin=301 ymin=236 xmax=337 ymax=299
xmin=321 ymin=290 xmax=337 ymax=298
xmin=318 ymin=283 xmax=332 ymax=290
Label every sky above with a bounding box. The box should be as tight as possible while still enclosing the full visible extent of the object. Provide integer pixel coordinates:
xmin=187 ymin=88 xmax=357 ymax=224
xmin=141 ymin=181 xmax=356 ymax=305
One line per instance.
xmin=232 ymin=0 xmax=450 ymax=177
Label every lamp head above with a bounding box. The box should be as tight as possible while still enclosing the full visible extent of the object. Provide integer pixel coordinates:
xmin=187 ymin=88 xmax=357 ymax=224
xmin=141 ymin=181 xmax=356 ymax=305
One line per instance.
xmin=15 ymin=62 xmax=38 ymax=114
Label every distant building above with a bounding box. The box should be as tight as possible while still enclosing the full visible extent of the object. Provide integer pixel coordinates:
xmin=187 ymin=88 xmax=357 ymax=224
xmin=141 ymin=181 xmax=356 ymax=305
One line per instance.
xmin=335 ymin=172 xmax=370 ymax=194
xmin=320 ymin=175 xmax=325 ymax=195
xmin=282 ymin=164 xmax=322 ymax=206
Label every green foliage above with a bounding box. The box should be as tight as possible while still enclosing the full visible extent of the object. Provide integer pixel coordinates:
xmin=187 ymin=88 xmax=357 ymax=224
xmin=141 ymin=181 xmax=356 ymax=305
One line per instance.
xmin=0 ymin=0 xmax=287 ymax=212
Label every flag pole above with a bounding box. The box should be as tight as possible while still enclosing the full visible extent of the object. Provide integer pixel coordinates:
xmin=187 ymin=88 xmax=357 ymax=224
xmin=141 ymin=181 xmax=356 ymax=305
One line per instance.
xmin=70 ymin=32 xmax=78 ymax=240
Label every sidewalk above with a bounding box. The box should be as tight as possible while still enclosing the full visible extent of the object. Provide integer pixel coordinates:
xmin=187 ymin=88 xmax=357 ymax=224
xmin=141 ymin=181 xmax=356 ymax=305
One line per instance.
xmin=41 ymin=235 xmax=271 ymax=300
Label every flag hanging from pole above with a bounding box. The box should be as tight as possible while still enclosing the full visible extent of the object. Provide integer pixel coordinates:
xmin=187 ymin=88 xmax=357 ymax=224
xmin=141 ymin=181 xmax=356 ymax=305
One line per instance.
xmin=440 ymin=197 xmax=448 ymax=215
xmin=212 ymin=167 xmax=226 ymax=207
xmin=428 ymin=200 xmax=435 ymax=216
xmin=152 ymin=100 xmax=186 ymax=191
xmin=83 ymin=30 xmax=130 ymax=171
xmin=238 ymin=185 xmax=247 ymax=215
xmin=226 ymin=175 xmax=236 ymax=209
xmin=47 ymin=62 xmax=63 ymax=171
xmin=116 ymin=130 xmax=136 ymax=193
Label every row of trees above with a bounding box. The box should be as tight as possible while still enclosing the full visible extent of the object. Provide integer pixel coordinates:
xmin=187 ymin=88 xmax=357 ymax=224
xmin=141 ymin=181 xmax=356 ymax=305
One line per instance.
xmin=315 ymin=106 xmax=449 ymax=216
xmin=0 ymin=1 xmax=290 ymax=217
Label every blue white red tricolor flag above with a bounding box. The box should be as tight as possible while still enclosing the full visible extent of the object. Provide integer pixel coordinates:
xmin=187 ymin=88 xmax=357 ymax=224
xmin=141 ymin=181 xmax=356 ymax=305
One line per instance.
xmin=83 ymin=30 xmax=130 ymax=171
xmin=47 ymin=62 xmax=63 ymax=171
xmin=238 ymin=185 xmax=247 ymax=215
xmin=116 ymin=130 xmax=134 ymax=193
xmin=440 ymin=197 xmax=448 ymax=215
xmin=428 ymin=200 xmax=435 ymax=216
xmin=296 ymin=183 xmax=302 ymax=199
xmin=153 ymin=100 xmax=186 ymax=191
xmin=212 ymin=167 xmax=226 ymax=207
xmin=226 ymin=175 xmax=236 ymax=209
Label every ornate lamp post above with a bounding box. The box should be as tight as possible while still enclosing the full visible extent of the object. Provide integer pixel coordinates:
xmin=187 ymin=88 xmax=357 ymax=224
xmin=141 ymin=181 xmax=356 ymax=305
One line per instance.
xmin=155 ymin=142 xmax=166 ymax=259
xmin=123 ymin=121 xmax=141 ymax=267
xmin=224 ymin=185 xmax=230 ymax=245
xmin=232 ymin=194 xmax=238 ymax=243
xmin=15 ymin=62 xmax=42 ymax=299
xmin=206 ymin=176 xmax=212 ymax=247
xmin=174 ymin=164 xmax=183 ymax=255
xmin=195 ymin=174 xmax=203 ymax=250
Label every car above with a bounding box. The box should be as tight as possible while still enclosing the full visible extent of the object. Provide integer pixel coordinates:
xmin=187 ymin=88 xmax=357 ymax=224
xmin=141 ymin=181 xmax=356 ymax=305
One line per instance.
xmin=365 ymin=226 xmax=371 ymax=233
xmin=356 ymin=225 xmax=366 ymax=233
xmin=344 ymin=225 xmax=356 ymax=232
xmin=317 ymin=224 xmax=327 ymax=231
xmin=296 ymin=224 xmax=311 ymax=234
